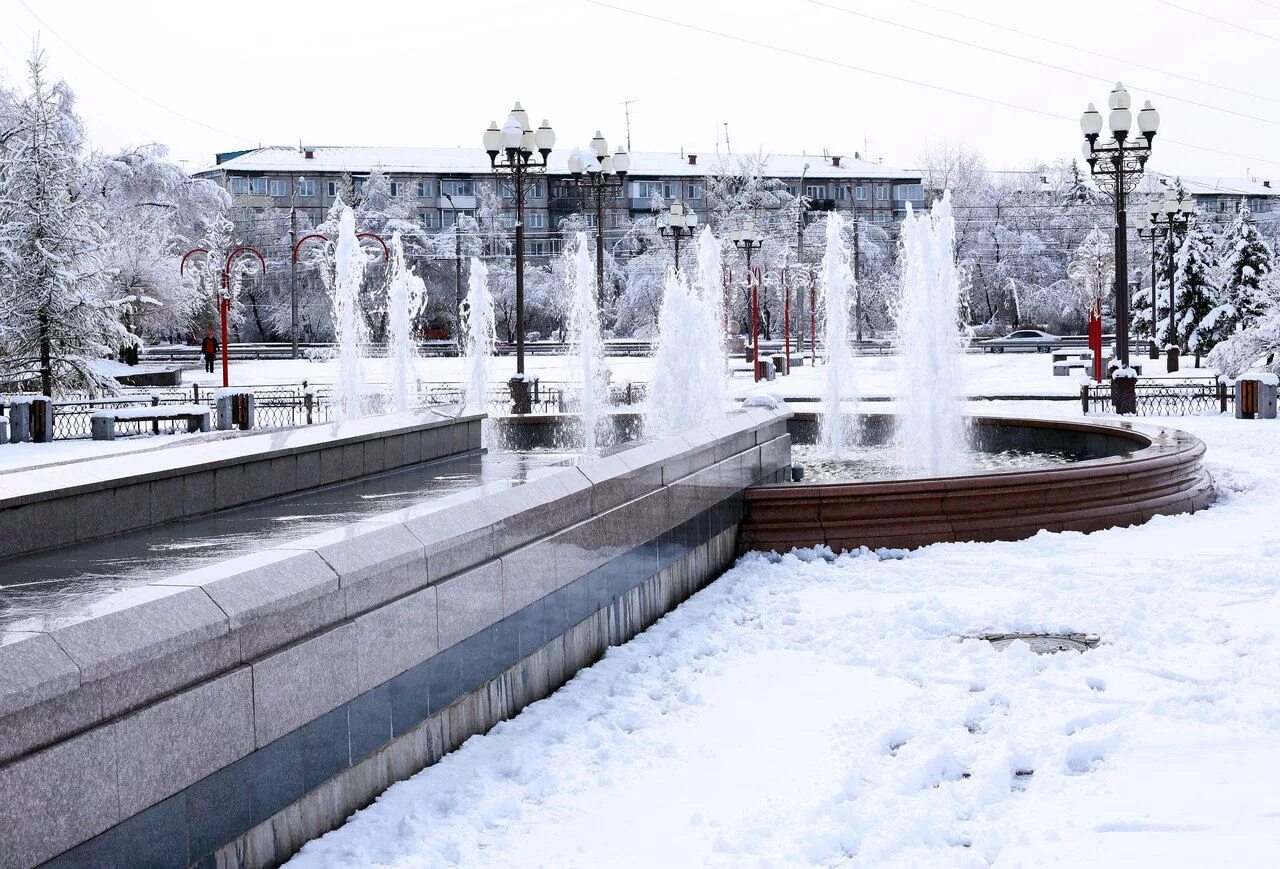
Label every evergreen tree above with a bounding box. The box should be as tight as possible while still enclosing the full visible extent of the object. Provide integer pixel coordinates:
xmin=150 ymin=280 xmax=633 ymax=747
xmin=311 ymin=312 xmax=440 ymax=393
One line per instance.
xmin=1219 ymin=202 xmax=1275 ymax=332
xmin=0 ymin=51 xmax=125 ymax=396
xmin=1174 ymin=221 xmax=1220 ymax=360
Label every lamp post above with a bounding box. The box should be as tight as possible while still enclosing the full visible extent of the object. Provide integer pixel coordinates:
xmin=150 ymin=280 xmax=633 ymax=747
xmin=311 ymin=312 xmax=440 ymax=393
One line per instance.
xmin=1134 ymin=192 xmax=1194 ymax=371
xmin=442 ymin=191 xmax=465 ymax=348
xmin=1080 ymin=83 xmax=1159 ymax=404
xmin=731 ymin=219 xmax=765 ymax=381
xmin=659 ymin=200 xmax=698 ymax=273
xmin=1133 ymin=211 xmax=1162 ymax=358
xmin=181 ymin=246 xmax=267 ymax=388
xmin=484 ymin=102 xmax=555 ymax=414
xmin=566 ymin=133 xmax=629 ymax=308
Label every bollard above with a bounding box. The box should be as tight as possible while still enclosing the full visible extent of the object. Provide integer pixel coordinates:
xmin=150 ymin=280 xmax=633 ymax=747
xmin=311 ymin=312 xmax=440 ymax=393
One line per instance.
xmin=509 ymin=376 xmax=533 ymax=416
xmin=0 ymin=416 xmax=8 ymax=444
xmin=1111 ymin=368 xmax=1138 ymax=415
xmin=216 ymin=389 xmax=255 ymax=431
xmin=1166 ymin=345 xmax=1180 ymax=374
xmin=29 ymin=398 xmax=53 ymax=443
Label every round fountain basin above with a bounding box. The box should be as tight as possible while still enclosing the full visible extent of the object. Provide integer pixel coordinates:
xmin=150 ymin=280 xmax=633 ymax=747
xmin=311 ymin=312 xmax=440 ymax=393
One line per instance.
xmin=740 ymin=413 xmax=1215 ymax=553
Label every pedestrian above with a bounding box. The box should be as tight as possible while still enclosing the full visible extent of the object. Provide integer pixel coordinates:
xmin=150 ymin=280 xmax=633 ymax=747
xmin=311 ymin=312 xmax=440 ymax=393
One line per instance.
xmin=201 ymin=330 xmax=219 ymax=374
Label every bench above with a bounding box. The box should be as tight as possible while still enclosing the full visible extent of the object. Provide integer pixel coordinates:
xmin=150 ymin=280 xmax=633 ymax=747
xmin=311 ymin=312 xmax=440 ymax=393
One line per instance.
xmin=1053 ymin=362 xmax=1092 ymax=376
xmin=1052 ymin=350 xmax=1093 ymax=363
xmin=90 ymin=405 xmax=212 ymax=440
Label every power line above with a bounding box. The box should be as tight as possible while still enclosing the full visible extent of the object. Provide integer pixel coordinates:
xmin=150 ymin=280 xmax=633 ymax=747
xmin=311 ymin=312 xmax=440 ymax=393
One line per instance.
xmin=806 ymin=0 xmax=1280 ymax=129
xmin=580 ymin=0 xmax=1280 ymax=170
xmin=1156 ymin=0 xmax=1280 ymax=45
xmin=899 ymin=0 xmax=1280 ymax=109
xmin=13 ymin=0 xmax=255 ymax=144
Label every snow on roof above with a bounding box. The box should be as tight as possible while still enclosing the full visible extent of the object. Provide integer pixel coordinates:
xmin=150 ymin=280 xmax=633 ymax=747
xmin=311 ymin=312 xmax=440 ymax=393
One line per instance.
xmin=1149 ymin=172 xmax=1280 ymax=198
xmin=196 ymin=145 xmax=919 ymax=180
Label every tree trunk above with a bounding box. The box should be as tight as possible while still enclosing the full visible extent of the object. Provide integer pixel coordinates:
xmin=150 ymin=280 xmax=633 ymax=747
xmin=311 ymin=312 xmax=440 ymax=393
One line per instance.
xmin=39 ymin=310 xmax=52 ymax=397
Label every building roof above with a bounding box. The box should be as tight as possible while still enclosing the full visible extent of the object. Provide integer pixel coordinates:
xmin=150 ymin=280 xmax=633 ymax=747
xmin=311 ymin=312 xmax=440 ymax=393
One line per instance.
xmin=196 ymin=145 xmax=919 ymax=181
xmin=1148 ymin=172 xmax=1280 ymax=198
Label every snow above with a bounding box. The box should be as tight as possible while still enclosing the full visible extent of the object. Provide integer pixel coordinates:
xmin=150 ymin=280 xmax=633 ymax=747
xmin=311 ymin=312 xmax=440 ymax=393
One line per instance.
xmin=91 ymin=403 xmax=207 ymax=420
xmin=211 ymin=387 xmax=254 ymax=399
xmin=289 ymin=410 xmax=1280 ymax=867
xmin=1236 ymin=372 xmax=1279 ymax=386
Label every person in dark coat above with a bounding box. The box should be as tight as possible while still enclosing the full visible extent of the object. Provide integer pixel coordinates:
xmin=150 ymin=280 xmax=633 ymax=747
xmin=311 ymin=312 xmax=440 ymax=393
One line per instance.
xmin=201 ymin=331 xmax=219 ymax=374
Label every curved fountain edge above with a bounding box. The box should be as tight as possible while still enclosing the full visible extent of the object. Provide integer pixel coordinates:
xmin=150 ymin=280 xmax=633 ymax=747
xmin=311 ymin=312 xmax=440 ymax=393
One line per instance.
xmin=739 ymin=414 xmax=1216 ymax=553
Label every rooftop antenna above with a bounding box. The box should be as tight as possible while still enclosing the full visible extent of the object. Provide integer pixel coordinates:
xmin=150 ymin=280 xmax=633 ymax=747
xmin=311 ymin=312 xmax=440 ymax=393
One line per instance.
xmin=723 ymin=121 xmax=732 ymax=155
xmin=620 ymin=99 xmax=638 ymax=150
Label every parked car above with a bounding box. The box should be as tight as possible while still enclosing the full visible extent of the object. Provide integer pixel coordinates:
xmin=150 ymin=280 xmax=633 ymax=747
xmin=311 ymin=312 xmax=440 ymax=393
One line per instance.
xmin=980 ymin=329 xmax=1059 ymax=353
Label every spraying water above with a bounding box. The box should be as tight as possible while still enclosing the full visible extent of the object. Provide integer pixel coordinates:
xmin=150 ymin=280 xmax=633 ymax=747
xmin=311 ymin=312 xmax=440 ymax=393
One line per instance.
xmin=565 ymin=232 xmax=607 ymax=454
xmin=386 ymin=232 xmax=425 ymax=413
xmin=332 ymin=208 xmax=367 ymax=421
xmin=696 ymin=227 xmax=728 ymax=355
xmin=819 ymin=212 xmax=857 ymax=459
xmin=895 ymin=192 xmax=967 ymax=476
xmin=463 ymin=256 xmax=495 ymax=413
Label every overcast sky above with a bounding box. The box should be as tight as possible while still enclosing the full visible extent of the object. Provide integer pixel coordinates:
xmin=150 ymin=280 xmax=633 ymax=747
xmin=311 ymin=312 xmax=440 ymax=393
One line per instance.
xmin=1 ymin=0 xmax=1277 ymax=179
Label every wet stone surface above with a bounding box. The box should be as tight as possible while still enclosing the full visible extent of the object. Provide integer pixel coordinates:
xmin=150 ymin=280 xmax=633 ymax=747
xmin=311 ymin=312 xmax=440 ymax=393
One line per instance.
xmin=789 ymin=442 xmax=1079 ymax=483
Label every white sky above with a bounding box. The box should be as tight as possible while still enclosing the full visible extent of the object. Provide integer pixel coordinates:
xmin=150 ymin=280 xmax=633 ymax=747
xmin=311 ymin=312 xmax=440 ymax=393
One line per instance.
xmin=0 ymin=0 xmax=1277 ymax=178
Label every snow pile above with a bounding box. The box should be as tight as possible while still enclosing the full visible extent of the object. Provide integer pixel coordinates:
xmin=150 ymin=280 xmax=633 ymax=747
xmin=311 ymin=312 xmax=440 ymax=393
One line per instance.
xmin=211 ymin=387 xmax=253 ymax=399
xmin=289 ymin=414 xmax=1280 ymax=868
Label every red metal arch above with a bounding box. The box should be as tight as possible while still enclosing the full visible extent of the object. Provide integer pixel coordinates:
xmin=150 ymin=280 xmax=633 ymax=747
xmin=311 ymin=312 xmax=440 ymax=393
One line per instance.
xmin=179 ymin=248 xmax=210 ymax=275
xmin=357 ymin=232 xmax=390 ymax=261
xmin=225 ymin=246 xmax=267 ymax=275
xmin=292 ymin=233 xmax=329 ymax=263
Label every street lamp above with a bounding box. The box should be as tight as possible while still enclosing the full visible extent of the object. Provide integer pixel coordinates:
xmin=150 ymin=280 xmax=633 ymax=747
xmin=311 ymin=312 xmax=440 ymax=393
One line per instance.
xmin=658 ymin=200 xmax=698 ymax=272
xmin=732 ymin=219 xmax=766 ymax=381
xmin=484 ymin=102 xmax=555 ymax=414
xmin=1080 ymin=82 xmax=1159 ymax=410
xmin=1133 ymin=191 xmax=1194 ymax=371
xmin=442 ymin=191 xmax=466 ymax=348
xmin=565 ymin=134 xmax=628 ymax=310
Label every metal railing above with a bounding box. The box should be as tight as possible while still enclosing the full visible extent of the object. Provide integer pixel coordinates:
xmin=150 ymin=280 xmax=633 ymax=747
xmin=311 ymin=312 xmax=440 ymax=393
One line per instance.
xmin=1081 ymin=377 xmax=1230 ymax=416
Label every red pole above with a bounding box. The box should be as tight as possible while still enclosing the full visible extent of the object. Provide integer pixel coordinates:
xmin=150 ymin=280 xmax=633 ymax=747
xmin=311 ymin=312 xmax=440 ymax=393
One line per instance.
xmin=219 ymin=274 xmax=230 ymax=388
xmin=752 ymin=267 xmax=760 ymax=382
xmin=783 ymin=267 xmax=791 ymax=375
xmin=809 ymin=269 xmax=817 ymax=365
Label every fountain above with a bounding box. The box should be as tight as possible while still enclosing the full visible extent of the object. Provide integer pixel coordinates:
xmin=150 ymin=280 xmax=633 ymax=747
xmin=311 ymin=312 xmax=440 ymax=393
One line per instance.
xmin=895 ymin=192 xmax=966 ymax=476
xmin=332 ymin=207 xmax=367 ymax=421
xmin=386 ymin=232 xmax=426 ymax=413
xmin=819 ymin=212 xmax=857 ymax=460
xmin=463 ymin=256 xmax=495 ymax=413
xmin=565 ymin=231 xmax=607 ymax=454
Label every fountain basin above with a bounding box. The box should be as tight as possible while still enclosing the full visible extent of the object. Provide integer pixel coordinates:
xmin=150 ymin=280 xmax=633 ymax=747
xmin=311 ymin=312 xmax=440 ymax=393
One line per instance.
xmin=740 ymin=413 xmax=1214 ymax=553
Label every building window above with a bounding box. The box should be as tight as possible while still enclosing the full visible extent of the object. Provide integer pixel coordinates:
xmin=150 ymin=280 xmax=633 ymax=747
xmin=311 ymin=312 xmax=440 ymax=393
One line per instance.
xmin=835 ymin=186 xmax=846 ymax=201
xmin=353 ymin=178 xmax=365 ymax=196
xmin=688 ymin=182 xmax=703 ymax=200
xmin=442 ymin=179 xmax=474 ymax=198
xmin=633 ymin=181 xmax=663 ymax=199
xmin=856 ymin=185 xmax=867 ymax=200
xmin=416 ymin=180 xmax=432 ymax=197
xmin=786 ymin=185 xmax=798 ymax=197
xmin=297 ymin=179 xmax=316 ymax=197
xmin=528 ymin=211 xmax=546 ymax=229
xmin=268 ymin=179 xmax=287 ymax=197
xmin=327 ymin=180 xmax=338 ymax=198
xmin=875 ymin=185 xmax=888 ymax=200
xmin=663 ymin=182 xmax=678 ymax=199
xmin=875 ymin=211 xmax=889 ymax=224
xmin=500 ymin=214 xmax=517 ymax=230
xmin=806 ymin=184 xmax=826 ymax=200
xmin=442 ymin=209 xmax=475 ymax=228
xmin=528 ymin=182 xmax=545 ymax=200
xmin=229 ymin=177 xmax=248 ymax=195
xmin=893 ymin=183 xmax=924 ymax=200
xmin=420 ymin=210 xmax=438 ymax=229
xmin=247 ymin=177 xmax=267 ymax=195
xmin=389 ymin=181 xmax=403 ymax=197
xmin=583 ymin=213 xmax=598 ymax=228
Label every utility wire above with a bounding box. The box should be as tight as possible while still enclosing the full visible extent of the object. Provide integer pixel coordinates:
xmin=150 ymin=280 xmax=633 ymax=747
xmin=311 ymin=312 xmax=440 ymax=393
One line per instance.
xmin=581 ymin=0 xmax=1280 ymax=170
xmin=13 ymin=0 xmax=255 ymax=144
xmin=1156 ymin=0 xmax=1280 ymax=44
xmin=806 ymin=0 xmax=1280 ymax=128
xmin=898 ymin=0 xmax=1280 ymax=109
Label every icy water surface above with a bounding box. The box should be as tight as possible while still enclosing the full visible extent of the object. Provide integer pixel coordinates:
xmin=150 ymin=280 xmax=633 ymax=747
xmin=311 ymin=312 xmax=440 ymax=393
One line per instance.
xmin=791 ymin=442 xmax=1077 ymax=483
xmin=0 ymin=448 xmax=575 ymax=633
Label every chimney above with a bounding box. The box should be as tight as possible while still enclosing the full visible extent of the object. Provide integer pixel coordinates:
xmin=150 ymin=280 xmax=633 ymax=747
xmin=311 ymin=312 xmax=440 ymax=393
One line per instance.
xmin=303 ymin=148 xmax=315 ymax=159
xmin=688 ymin=153 xmax=698 ymax=165
xmin=1265 ymin=180 xmax=1272 ymax=188
xmin=831 ymin=155 xmax=842 ymax=167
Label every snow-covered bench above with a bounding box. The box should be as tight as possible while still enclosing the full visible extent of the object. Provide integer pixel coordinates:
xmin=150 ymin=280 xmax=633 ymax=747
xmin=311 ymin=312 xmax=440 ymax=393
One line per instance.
xmin=1053 ymin=361 xmax=1092 ymax=376
xmin=1052 ymin=349 xmax=1093 ymax=364
xmin=90 ymin=404 xmax=212 ymax=440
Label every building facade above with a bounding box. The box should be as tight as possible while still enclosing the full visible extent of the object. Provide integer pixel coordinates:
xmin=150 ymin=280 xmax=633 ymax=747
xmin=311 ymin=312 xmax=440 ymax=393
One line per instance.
xmin=196 ymin=145 xmax=926 ymax=257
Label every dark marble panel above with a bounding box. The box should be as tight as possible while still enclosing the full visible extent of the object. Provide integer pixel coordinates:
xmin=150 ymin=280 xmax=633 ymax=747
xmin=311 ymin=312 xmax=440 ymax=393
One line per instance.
xmin=348 ymin=683 xmax=393 ymax=764
xmin=388 ymin=659 xmax=431 ymax=738
xmin=426 ymin=643 xmax=465 ymax=713
xmin=246 ymin=730 xmax=304 ymax=826
xmin=185 ymin=759 xmax=249 ymax=864
xmin=299 ymin=705 xmax=350 ymax=792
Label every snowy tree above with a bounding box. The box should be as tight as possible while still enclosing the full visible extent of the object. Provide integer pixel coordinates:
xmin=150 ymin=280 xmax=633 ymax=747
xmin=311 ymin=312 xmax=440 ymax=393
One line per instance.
xmin=1172 ymin=221 xmax=1220 ymax=360
xmin=0 ymin=51 xmax=126 ymax=396
xmin=1218 ymin=203 xmax=1275 ymax=333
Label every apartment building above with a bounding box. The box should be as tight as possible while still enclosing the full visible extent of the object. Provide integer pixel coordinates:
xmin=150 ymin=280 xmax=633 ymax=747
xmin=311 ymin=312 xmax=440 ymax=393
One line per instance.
xmin=196 ymin=145 xmax=926 ymax=256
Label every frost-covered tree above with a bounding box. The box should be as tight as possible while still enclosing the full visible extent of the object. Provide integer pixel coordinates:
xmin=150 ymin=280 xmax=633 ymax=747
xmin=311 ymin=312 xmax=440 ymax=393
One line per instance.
xmin=96 ymin=145 xmax=230 ymax=338
xmin=0 ymin=51 xmax=125 ymax=395
xmin=1218 ymin=203 xmax=1275 ymax=332
xmin=1172 ymin=221 xmax=1220 ymax=360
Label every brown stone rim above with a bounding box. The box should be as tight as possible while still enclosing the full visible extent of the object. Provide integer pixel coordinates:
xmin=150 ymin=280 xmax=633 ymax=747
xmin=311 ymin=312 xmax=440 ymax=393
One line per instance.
xmin=740 ymin=414 xmax=1216 ymax=554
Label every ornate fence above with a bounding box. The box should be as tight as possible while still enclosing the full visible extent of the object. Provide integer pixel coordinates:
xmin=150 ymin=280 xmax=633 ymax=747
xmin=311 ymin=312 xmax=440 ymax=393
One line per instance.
xmin=1081 ymin=378 xmax=1230 ymax=416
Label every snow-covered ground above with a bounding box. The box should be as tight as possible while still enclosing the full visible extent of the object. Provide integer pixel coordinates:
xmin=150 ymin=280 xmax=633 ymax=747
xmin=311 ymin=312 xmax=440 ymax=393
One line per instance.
xmin=289 ymin=408 xmax=1280 ymax=868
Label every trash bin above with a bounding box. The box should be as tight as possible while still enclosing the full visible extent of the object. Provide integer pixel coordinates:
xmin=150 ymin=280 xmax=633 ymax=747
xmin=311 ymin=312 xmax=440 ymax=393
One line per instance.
xmin=1235 ymin=373 xmax=1278 ymax=419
